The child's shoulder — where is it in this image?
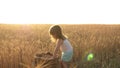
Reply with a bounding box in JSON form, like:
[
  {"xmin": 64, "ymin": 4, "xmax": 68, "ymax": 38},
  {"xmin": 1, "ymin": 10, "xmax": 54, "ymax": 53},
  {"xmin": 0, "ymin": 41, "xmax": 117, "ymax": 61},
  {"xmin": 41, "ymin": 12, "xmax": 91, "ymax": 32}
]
[{"xmin": 56, "ymin": 39, "xmax": 63, "ymax": 44}]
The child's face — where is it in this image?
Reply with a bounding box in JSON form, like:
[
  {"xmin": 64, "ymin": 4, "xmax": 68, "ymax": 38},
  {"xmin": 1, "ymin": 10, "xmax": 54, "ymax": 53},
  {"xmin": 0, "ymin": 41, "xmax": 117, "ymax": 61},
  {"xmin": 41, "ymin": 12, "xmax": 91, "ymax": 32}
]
[{"xmin": 51, "ymin": 34, "xmax": 57, "ymax": 39}]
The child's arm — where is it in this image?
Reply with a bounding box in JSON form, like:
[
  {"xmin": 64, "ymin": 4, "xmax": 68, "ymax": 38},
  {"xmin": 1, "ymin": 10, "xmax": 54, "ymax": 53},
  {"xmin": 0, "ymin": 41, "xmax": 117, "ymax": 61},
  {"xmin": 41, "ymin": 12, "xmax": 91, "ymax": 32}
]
[{"xmin": 53, "ymin": 39, "xmax": 63, "ymax": 58}]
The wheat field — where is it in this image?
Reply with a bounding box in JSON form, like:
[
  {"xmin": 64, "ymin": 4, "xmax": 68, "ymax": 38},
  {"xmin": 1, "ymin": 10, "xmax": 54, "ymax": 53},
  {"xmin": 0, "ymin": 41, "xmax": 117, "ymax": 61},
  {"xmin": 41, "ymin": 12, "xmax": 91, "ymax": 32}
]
[{"xmin": 0, "ymin": 24, "xmax": 120, "ymax": 68}]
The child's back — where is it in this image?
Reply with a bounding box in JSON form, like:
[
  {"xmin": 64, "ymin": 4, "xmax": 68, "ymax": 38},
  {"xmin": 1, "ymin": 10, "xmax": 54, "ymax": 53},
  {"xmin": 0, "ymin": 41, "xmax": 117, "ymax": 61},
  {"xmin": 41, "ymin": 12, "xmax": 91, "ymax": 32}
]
[{"xmin": 60, "ymin": 39, "xmax": 73, "ymax": 53}]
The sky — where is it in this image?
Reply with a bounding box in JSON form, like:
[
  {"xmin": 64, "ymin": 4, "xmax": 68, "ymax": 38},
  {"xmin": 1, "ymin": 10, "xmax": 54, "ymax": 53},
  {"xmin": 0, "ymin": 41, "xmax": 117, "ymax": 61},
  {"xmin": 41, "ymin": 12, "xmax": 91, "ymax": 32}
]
[{"xmin": 0, "ymin": 0, "xmax": 120, "ymax": 24}]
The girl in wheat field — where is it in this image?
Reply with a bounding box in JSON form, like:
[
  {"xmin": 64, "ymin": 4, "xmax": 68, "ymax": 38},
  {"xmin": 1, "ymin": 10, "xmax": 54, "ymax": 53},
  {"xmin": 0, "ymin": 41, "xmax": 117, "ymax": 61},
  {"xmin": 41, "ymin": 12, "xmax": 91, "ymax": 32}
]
[{"xmin": 49, "ymin": 25, "xmax": 73, "ymax": 68}]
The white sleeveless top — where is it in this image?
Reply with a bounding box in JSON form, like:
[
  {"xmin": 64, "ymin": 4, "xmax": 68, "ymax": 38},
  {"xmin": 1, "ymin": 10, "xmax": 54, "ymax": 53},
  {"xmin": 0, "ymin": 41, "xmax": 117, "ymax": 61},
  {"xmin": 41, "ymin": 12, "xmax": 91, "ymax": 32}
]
[{"xmin": 60, "ymin": 39, "xmax": 73, "ymax": 52}]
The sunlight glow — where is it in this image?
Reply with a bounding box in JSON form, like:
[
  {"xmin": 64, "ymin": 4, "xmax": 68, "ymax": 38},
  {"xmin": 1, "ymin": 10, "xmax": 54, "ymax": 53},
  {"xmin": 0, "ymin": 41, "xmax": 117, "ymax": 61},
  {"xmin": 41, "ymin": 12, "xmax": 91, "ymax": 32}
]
[{"xmin": 0, "ymin": 0, "xmax": 120, "ymax": 24}]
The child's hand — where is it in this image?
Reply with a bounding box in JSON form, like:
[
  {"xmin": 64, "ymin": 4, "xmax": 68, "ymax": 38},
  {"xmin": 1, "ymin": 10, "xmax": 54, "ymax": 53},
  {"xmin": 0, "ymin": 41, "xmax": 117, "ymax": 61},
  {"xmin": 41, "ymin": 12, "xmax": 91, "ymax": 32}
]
[
  {"xmin": 53, "ymin": 54, "xmax": 59, "ymax": 58},
  {"xmin": 49, "ymin": 56, "xmax": 54, "ymax": 60},
  {"xmin": 49, "ymin": 55, "xmax": 58, "ymax": 60}
]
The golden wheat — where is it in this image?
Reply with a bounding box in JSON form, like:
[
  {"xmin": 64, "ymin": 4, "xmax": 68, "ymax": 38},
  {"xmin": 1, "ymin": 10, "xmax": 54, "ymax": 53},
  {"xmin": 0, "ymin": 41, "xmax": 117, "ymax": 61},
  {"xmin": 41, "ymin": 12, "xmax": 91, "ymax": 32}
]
[{"xmin": 0, "ymin": 24, "xmax": 120, "ymax": 68}]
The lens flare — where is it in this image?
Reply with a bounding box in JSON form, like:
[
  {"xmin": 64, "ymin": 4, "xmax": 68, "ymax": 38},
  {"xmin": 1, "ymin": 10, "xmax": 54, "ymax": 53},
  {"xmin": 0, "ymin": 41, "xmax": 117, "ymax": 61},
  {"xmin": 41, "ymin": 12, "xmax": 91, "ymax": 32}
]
[{"xmin": 87, "ymin": 53, "xmax": 94, "ymax": 61}]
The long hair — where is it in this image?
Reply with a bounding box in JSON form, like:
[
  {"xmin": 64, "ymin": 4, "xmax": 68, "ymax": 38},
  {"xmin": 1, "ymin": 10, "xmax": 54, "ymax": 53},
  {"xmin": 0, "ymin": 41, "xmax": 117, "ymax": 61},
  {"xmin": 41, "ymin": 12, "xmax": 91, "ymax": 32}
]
[{"xmin": 49, "ymin": 25, "xmax": 67, "ymax": 42}]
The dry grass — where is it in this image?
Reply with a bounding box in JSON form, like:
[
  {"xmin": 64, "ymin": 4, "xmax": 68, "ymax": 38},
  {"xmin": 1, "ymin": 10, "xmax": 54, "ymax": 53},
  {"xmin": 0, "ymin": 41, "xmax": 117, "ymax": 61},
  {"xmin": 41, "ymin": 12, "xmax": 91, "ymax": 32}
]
[{"xmin": 0, "ymin": 24, "xmax": 120, "ymax": 68}]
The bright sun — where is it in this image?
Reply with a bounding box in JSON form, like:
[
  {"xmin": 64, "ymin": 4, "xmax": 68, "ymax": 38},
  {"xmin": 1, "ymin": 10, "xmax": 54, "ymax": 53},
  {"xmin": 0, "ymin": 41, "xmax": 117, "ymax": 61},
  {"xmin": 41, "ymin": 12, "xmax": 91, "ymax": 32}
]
[{"xmin": 0, "ymin": 0, "xmax": 120, "ymax": 24}]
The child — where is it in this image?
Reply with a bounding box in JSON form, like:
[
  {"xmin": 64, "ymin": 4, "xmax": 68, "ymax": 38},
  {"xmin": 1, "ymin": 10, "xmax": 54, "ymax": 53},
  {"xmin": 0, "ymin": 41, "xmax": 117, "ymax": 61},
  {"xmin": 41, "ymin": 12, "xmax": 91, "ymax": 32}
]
[{"xmin": 49, "ymin": 25, "xmax": 73, "ymax": 68}]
